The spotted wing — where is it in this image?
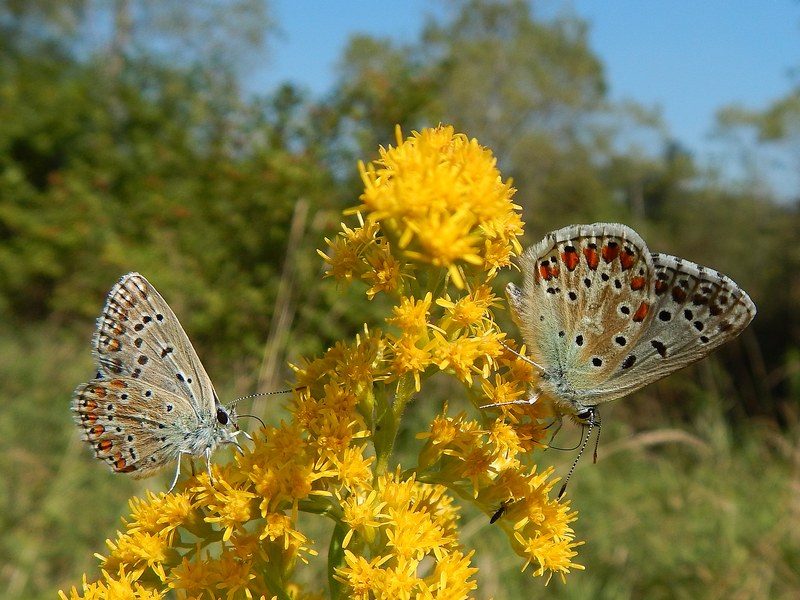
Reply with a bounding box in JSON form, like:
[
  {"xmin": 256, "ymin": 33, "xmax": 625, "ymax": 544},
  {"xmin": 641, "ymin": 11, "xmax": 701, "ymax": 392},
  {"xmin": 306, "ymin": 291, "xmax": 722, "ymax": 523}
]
[
  {"xmin": 71, "ymin": 377, "xmax": 198, "ymax": 478},
  {"xmin": 92, "ymin": 272, "xmax": 218, "ymax": 416},
  {"xmin": 508, "ymin": 223, "xmax": 657, "ymax": 404},
  {"xmin": 614, "ymin": 253, "xmax": 755, "ymax": 384}
]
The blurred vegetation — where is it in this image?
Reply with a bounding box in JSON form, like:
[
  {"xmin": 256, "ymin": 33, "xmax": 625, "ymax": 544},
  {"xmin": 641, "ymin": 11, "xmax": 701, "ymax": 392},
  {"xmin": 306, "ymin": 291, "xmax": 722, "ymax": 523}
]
[{"xmin": 1, "ymin": 0, "xmax": 798, "ymax": 598}]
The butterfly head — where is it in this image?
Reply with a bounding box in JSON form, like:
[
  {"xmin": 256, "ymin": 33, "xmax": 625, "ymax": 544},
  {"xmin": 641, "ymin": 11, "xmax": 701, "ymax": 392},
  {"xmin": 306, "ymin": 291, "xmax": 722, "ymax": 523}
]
[{"xmin": 213, "ymin": 397, "xmax": 240, "ymax": 436}]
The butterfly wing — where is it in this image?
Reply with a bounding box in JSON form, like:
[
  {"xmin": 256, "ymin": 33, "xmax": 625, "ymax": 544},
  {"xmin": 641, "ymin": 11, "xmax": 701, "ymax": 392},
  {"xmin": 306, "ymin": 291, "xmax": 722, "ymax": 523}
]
[
  {"xmin": 509, "ymin": 223, "xmax": 657, "ymax": 406},
  {"xmin": 92, "ymin": 272, "xmax": 218, "ymax": 417},
  {"xmin": 570, "ymin": 252, "xmax": 757, "ymax": 402},
  {"xmin": 509, "ymin": 223, "xmax": 756, "ymax": 412},
  {"xmin": 72, "ymin": 377, "xmax": 199, "ymax": 478},
  {"xmin": 73, "ymin": 272, "xmax": 240, "ymax": 483},
  {"xmin": 597, "ymin": 253, "xmax": 757, "ymax": 390}
]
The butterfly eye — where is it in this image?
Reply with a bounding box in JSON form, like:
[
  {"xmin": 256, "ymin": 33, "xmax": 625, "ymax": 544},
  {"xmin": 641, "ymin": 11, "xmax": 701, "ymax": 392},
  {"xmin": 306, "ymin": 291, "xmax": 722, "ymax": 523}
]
[
  {"xmin": 216, "ymin": 407, "xmax": 229, "ymax": 425},
  {"xmin": 576, "ymin": 409, "xmax": 594, "ymax": 424}
]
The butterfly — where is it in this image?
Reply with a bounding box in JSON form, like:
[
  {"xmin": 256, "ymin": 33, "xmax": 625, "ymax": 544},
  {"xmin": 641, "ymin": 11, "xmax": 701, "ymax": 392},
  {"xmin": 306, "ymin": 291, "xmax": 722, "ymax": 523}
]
[
  {"xmin": 493, "ymin": 223, "xmax": 756, "ymax": 497},
  {"xmin": 71, "ymin": 272, "xmax": 246, "ymax": 491}
]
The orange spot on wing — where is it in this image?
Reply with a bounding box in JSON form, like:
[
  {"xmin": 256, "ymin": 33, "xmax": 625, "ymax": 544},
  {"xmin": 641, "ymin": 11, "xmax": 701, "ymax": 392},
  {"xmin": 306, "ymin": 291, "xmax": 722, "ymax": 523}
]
[
  {"xmin": 561, "ymin": 248, "xmax": 579, "ymax": 271},
  {"xmin": 602, "ymin": 243, "xmax": 619, "ymax": 263},
  {"xmin": 538, "ymin": 262, "xmax": 560, "ymax": 280},
  {"xmin": 630, "ymin": 276, "xmax": 647, "ymax": 291},
  {"xmin": 97, "ymin": 440, "xmax": 113, "ymax": 452},
  {"xmin": 113, "ymin": 454, "xmax": 136, "ymax": 472},
  {"xmin": 583, "ymin": 247, "xmax": 599, "ymax": 270},
  {"xmin": 620, "ymin": 249, "xmax": 636, "ymax": 270},
  {"xmin": 633, "ymin": 301, "xmax": 649, "ymax": 322},
  {"xmin": 655, "ymin": 280, "xmax": 669, "ymax": 295},
  {"xmin": 538, "ymin": 264, "xmax": 550, "ymax": 280}
]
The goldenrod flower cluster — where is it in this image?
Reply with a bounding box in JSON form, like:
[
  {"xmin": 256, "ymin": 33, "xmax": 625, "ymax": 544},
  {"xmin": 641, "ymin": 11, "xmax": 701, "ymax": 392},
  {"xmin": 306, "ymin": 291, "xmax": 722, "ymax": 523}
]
[{"xmin": 62, "ymin": 126, "xmax": 583, "ymax": 600}]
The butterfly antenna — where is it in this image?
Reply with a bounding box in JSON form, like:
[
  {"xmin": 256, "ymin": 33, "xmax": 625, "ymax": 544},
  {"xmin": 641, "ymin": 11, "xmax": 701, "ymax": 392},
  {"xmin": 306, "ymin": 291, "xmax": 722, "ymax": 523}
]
[
  {"xmin": 229, "ymin": 386, "xmax": 306, "ymax": 409},
  {"xmin": 557, "ymin": 409, "xmax": 597, "ymax": 499},
  {"xmin": 230, "ymin": 386, "xmax": 308, "ymax": 429}
]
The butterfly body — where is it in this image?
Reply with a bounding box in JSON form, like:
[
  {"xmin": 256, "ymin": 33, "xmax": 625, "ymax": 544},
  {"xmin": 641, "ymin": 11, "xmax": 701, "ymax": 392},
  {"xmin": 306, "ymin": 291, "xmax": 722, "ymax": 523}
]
[
  {"xmin": 506, "ymin": 223, "xmax": 756, "ymax": 420},
  {"xmin": 72, "ymin": 273, "xmax": 241, "ymax": 488}
]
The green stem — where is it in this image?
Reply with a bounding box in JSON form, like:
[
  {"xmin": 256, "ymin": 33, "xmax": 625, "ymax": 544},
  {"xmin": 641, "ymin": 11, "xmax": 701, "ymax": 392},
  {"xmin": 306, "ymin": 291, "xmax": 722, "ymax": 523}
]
[
  {"xmin": 328, "ymin": 522, "xmax": 347, "ymax": 600},
  {"xmin": 374, "ymin": 374, "xmax": 416, "ymax": 476}
]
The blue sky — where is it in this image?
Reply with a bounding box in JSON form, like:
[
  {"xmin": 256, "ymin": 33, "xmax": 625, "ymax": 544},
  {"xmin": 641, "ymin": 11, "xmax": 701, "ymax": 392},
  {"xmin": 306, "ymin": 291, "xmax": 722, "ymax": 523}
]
[{"xmin": 253, "ymin": 0, "xmax": 799, "ymax": 195}]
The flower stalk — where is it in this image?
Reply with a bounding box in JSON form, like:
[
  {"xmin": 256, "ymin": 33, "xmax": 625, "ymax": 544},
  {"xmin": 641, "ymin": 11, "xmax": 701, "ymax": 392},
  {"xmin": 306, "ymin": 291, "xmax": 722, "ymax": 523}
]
[{"xmin": 62, "ymin": 125, "xmax": 582, "ymax": 600}]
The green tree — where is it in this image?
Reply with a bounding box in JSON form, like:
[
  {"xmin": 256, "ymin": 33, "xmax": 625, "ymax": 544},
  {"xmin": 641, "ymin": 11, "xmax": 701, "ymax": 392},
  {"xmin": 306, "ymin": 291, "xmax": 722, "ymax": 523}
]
[
  {"xmin": 715, "ymin": 85, "xmax": 800, "ymax": 200},
  {"xmin": 322, "ymin": 0, "xmax": 670, "ymax": 231}
]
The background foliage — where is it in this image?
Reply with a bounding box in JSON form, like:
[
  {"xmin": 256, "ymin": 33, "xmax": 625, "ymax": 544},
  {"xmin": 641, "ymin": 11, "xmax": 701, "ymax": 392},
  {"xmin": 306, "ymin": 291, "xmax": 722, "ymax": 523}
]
[{"xmin": 1, "ymin": 0, "xmax": 798, "ymax": 598}]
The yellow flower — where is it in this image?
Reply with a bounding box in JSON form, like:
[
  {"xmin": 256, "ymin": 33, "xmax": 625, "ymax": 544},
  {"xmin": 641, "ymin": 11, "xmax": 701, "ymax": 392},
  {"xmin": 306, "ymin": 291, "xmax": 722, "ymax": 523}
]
[
  {"xmin": 100, "ymin": 531, "xmax": 170, "ymax": 581},
  {"xmin": 126, "ymin": 491, "xmax": 194, "ymax": 545},
  {"xmin": 379, "ymin": 555, "xmax": 419, "ymax": 598},
  {"xmin": 388, "ymin": 332, "xmax": 438, "ymax": 392},
  {"xmin": 333, "ymin": 472, "xmax": 472, "ymax": 599},
  {"xmin": 340, "ymin": 489, "xmax": 387, "ymax": 547},
  {"xmin": 486, "ymin": 419, "xmax": 527, "ymax": 470},
  {"xmin": 428, "ymin": 550, "xmax": 479, "ymax": 599},
  {"xmin": 481, "ymin": 374, "xmax": 528, "ymax": 409},
  {"xmin": 60, "ymin": 567, "xmax": 165, "ymax": 600},
  {"xmin": 363, "ymin": 241, "xmax": 405, "ymax": 298},
  {"xmin": 353, "ymin": 125, "xmax": 518, "ymax": 290},
  {"xmin": 436, "ymin": 284, "xmax": 502, "ymax": 332},
  {"xmin": 66, "ymin": 125, "xmax": 581, "ymax": 599},
  {"xmin": 385, "ymin": 292, "xmax": 433, "ymax": 334},
  {"xmin": 209, "ymin": 551, "xmax": 257, "ymax": 597},
  {"xmin": 415, "ymin": 405, "xmax": 582, "ymax": 579},
  {"xmin": 331, "ymin": 444, "xmax": 375, "ymax": 491},
  {"xmin": 433, "ymin": 331, "xmax": 496, "ymax": 385},
  {"xmin": 403, "ymin": 208, "xmax": 484, "ymax": 288},
  {"xmin": 336, "ymin": 551, "xmax": 392, "ymax": 600},
  {"xmin": 514, "ymin": 531, "xmax": 585, "ymax": 584},
  {"xmin": 167, "ymin": 556, "xmax": 218, "ymax": 599},
  {"xmin": 385, "ymin": 503, "xmax": 452, "ymax": 561},
  {"xmin": 319, "ymin": 216, "xmax": 385, "ymax": 284},
  {"xmin": 320, "ymin": 230, "xmax": 361, "ymax": 282},
  {"xmin": 200, "ymin": 478, "xmax": 258, "ymax": 542}
]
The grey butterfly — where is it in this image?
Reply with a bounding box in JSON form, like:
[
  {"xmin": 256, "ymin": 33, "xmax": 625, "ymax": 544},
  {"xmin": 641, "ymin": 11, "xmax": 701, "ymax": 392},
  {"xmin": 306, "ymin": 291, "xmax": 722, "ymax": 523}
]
[
  {"xmin": 72, "ymin": 272, "xmax": 245, "ymax": 491},
  {"xmin": 490, "ymin": 223, "xmax": 756, "ymax": 496}
]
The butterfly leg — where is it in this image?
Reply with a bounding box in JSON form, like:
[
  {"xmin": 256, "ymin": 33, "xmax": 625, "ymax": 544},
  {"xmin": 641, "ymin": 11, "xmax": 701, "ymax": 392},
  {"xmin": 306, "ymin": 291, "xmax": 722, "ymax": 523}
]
[
  {"xmin": 167, "ymin": 454, "xmax": 185, "ymax": 493},
  {"xmin": 590, "ymin": 411, "xmax": 602, "ymax": 464},
  {"xmin": 226, "ymin": 430, "xmax": 249, "ymax": 456},
  {"xmin": 544, "ymin": 415, "xmax": 565, "ymax": 450},
  {"xmin": 480, "ymin": 388, "xmax": 541, "ymax": 409},
  {"xmin": 498, "ymin": 339, "xmax": 546, "ymax": 373},
  {"xmin": 203, "ymin": 446, "xmax": 216, "ymax": 487}
]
